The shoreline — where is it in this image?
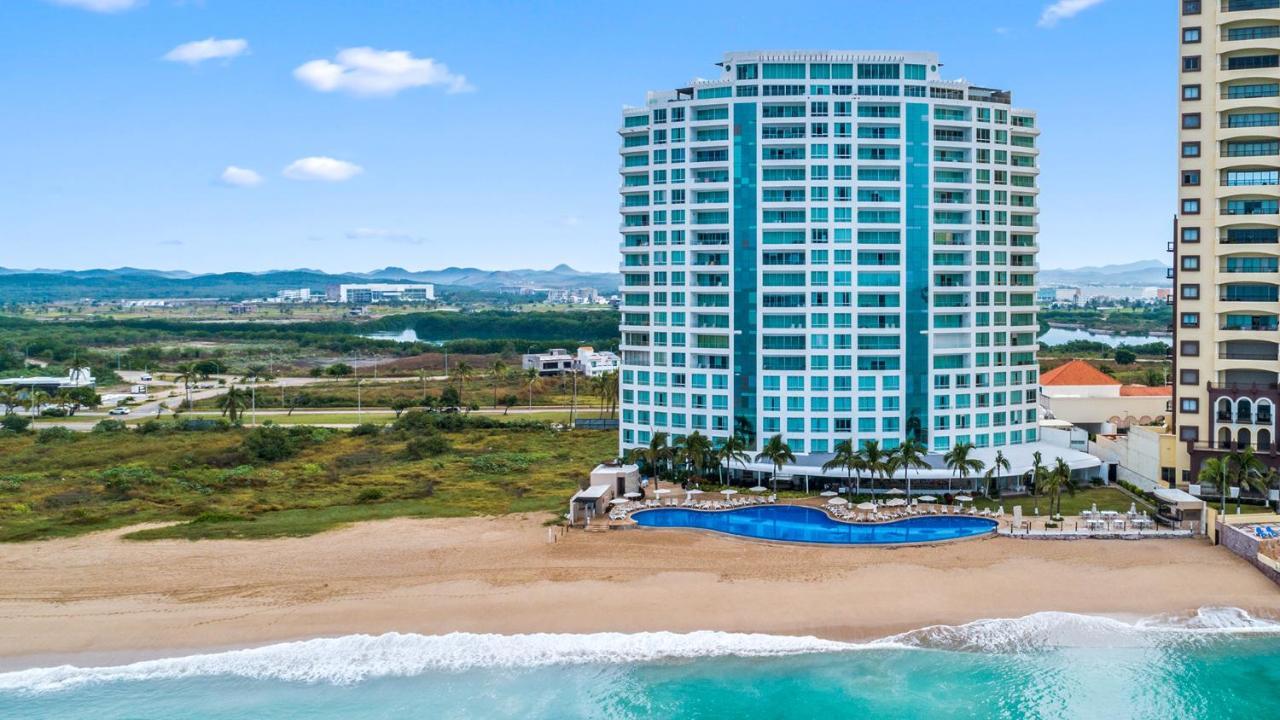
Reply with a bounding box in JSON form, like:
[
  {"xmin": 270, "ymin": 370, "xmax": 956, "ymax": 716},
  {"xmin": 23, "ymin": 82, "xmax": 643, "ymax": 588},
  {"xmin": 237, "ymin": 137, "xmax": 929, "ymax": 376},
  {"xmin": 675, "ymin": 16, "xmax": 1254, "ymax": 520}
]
[{"xmin": 2, "ymin": 514, "xmax": 1278, "ymax": 669}]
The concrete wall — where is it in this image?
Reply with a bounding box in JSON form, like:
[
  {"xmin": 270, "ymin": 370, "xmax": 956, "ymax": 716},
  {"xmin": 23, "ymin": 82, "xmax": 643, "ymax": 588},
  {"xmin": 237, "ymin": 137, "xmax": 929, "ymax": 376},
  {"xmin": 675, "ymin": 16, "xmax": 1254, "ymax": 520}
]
[
  {"xmin": 1041, "ymin": 394, "xmax": 1168, "ymax": 429},
  {"xmin": 1088, "ymin": 426, "xmax": 1169, "ymax": 490},
  {"xmin": 1218, "ymin": 516, "xmax": 1280, "ymax": 587}
]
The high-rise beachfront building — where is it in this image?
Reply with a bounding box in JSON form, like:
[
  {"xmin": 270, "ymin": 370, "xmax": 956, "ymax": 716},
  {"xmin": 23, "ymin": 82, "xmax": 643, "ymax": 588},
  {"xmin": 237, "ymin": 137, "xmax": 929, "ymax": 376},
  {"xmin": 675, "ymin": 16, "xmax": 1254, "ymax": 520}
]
[
  {"xmin": 1175, "ymin": 1, "xmax": 1280, "ymax": 483},
  {"xmin": 617, "ymin": 51, "xmax": 1041, "ymax": 462}
]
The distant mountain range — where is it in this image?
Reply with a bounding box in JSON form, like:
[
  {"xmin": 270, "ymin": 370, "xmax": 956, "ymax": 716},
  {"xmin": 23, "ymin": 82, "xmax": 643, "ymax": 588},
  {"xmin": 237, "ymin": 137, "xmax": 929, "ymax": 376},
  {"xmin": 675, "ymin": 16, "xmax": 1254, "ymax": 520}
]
[
  {"xmin": 1038, "ymin": 259, "xmax": 1170, "ymax": 288},
  {"xmin": 0, "ymin": 265, "xmax": 620, "ymax": 303},
  {"xmin": 0, "ymin": 259, "xmax": 1169, "ymax": 304}
]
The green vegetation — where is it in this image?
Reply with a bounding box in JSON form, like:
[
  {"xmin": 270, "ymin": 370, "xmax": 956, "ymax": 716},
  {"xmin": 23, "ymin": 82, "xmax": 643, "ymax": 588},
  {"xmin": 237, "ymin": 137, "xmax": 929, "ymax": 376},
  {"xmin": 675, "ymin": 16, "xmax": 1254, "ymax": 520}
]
[
  {"xmin": 1040, "ymin": 304, "xmax": 1172, "ymax": 336},
  {"xmin": 970, "ymin": 486, "xmax": 1143, "ymax": 517},
  {"xmin": 0, "ymin": 413, "xmax": 614, "ymax": 542}
]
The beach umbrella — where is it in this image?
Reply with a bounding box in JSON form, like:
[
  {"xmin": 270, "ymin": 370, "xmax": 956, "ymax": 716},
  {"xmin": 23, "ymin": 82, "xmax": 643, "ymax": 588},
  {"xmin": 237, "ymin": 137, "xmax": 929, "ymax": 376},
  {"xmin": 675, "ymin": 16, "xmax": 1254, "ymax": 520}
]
[
  {"xmin": 886, "ymin": 488, "xmax": 906, "ymax": 495},
  {"xmin": 856, "ymin": 502, "xmax": 876, "ymax": 511},
  {"xmin": 827, "ymin": 496, "xmax": 848, "ymax": 506},
  {"xmin": 721, "ymin": 489, "xmax": 738, "ymax": 496},
  {"xmin": 886, "ymin": 498, "xmax": 906, "ymax": 507},
  {"xmin": 955, "ymin": 495, "xmax": 973, "ymax": 502},
  {"xmin": 655, "ymin": 488, "xmax": 672, "ymax": 496},
  {"xmin": 821, "ymin": 490, "xmax": 838, "ymax": 497},
  {"xmin": 686, "ymin": 489, "xmax": 703, "ymax": 496},
  {"xmin": 610, "ymin": 498, "xmax": 629, "ymax": 505},
  {"xmin": 749, "ymin": 485, "xmax": 768, "ymax": 493},
  {"xmin": 918, "ymin": 495, "xmax": 938, "ymax": 502},
  {"xmin": 624, "ymin": 492, "xmax": 642, "ymax": 499}
]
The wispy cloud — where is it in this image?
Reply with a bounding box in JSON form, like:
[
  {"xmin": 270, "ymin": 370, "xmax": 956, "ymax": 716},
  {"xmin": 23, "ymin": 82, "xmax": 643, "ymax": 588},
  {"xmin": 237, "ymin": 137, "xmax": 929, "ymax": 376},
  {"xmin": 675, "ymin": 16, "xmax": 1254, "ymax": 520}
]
[
  {"xmin": 164, "ymin": 38, "xmax": 249, "ymax": 65},
  {"xmin": 1038, "ymin": 0, "xmax": 1105, "ymax": 27},
  {"xmin": 46, "ymin": 0, "xmax": 142, "ymax": 12},
  {"xmin": 345, "ymin": 228, "xmax": 424, "ymax": 245},
  {"xmin": 294, "ymin": 48, "xmax": 472, "ymax": 97},
  {"xmin": 219, "ymin": 166, "xmax": 262, "ymax": 187},
  {"xmin": 282, "ymin": 157, "xmax": 363, "ymax": 182}
]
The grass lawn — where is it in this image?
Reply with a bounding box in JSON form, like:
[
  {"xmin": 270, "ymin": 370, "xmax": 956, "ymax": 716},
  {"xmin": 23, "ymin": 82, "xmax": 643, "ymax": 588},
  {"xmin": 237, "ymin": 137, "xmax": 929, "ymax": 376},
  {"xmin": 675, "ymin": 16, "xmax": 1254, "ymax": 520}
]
[
  {"xmin": 0, "ymin": 422, "xmax": 615, "ymax": 542},
  {"xmin": 969, "ymin": 486, "xmax": 1149, "ymax": 516}
]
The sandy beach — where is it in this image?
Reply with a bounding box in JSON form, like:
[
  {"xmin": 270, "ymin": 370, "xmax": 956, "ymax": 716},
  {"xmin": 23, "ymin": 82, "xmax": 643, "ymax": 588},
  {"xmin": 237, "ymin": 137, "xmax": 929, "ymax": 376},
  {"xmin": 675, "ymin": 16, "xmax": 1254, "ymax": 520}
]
[{"xmin": 2, "ymin": 514, "xmax": 1279, "ymax": 666}]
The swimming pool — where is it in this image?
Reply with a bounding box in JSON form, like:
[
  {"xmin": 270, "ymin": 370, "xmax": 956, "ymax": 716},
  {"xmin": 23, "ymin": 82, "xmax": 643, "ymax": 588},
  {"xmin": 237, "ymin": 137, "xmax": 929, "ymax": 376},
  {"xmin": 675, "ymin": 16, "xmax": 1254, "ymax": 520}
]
[{"xmin": 631, "ymin": 505, "xmax": 997, "ymax": 545}]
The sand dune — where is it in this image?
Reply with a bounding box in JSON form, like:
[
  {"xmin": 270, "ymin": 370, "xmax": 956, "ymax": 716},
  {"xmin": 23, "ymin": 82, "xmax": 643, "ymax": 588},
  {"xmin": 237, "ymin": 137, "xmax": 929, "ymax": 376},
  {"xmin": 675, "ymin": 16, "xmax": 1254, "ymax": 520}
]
[{"xmin": 2, "ymin": 514, "xmax": 1278, "ymax": 666}]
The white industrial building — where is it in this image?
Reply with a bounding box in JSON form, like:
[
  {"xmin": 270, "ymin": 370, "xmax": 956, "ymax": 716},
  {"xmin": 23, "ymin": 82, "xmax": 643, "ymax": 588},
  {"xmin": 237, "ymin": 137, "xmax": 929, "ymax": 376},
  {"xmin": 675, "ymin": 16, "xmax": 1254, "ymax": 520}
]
[{"xmin": 330, "ymin": 283, "xmax": 435, "ymax": 304}]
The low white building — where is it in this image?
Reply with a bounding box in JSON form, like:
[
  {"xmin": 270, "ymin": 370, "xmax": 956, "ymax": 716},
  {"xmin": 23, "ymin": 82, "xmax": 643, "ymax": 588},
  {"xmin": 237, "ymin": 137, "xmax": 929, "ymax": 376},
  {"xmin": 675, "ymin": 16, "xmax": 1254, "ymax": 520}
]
[
  {"xmin": 575, "ymin": 346, "xmax": 619, "ymax": 377},
  {"xmin": 330, "ymin": 283, "xmax": 435, "ymax": 303},
  {"xmin": 274, "ymin": 288, "xmax": 313, "ymax": 302},
  {"xmin": 1038, "ymin": 359, "xmax": 1170, "ymax": 433}
]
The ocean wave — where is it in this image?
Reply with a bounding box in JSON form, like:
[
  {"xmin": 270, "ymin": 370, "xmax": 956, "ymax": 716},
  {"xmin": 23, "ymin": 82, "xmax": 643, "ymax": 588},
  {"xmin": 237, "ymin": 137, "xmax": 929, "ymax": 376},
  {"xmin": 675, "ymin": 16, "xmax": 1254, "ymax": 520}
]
[
  {"xmin": 886, "ymin": 607, "xmax": 1280, "ymax": 653},
  {"xmin": 2, "ymin": 608, "xmax": 1277, "ymax": 694},
  {"xmin": 0, "ymin": 631, "xmax": 859, "ymax": 694}
]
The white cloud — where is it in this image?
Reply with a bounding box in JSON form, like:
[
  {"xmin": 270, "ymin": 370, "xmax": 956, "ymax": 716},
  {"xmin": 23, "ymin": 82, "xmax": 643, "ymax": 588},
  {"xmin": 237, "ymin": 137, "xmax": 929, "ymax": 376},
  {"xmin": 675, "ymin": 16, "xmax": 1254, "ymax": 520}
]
[
  {"xmin": 560, "ymin": 215, "xmax": 582, "ymax": 227},
  {"xmin": 219, "ymin": 166, "xmax": 262, "ymax": 187},
  {"xmin": 294, "ymin": 47, "xmax": 472, "ymax": 97},
  {"xmin": 164, "ymin": 38, "xmax": 249, "ymax": 65},
  {"xmin": 46, "ymin": 0, "xmax": 142, "ymax": 12},
  {"xmin": 283, "ymin": 157, "xmax": 363, "ymax": 182},
  {"xmin": 1038, "ymin": 0, "xmax": 1105, "ymax": 27},
  {"xmin": 345, "ymin": 228, "xmax": 424, "ymax": 245}
]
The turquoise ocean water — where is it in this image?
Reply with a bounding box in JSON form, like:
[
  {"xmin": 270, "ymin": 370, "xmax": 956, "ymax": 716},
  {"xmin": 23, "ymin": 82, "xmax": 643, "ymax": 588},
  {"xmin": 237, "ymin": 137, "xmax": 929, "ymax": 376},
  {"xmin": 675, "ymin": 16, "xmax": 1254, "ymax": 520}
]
[{"xmin": 2, "ymin": 608, "xmax": 1278, "ymax": 719}]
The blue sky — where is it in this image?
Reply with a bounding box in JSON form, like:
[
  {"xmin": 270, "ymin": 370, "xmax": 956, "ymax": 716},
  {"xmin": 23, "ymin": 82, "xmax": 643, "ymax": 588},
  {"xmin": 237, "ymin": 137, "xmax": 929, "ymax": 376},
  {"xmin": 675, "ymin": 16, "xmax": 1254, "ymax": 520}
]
[{"xmin": 0, "ymin": 0, "xmax": 1172, "ymax": 274}]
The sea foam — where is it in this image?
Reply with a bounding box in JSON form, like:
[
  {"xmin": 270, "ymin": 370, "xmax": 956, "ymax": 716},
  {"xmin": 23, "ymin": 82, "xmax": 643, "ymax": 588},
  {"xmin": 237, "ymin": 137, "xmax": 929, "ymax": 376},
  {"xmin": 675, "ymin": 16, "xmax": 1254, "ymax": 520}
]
[{"xmin": 2, "ymin": 608, "xmax": 1277, "ymax": 694}]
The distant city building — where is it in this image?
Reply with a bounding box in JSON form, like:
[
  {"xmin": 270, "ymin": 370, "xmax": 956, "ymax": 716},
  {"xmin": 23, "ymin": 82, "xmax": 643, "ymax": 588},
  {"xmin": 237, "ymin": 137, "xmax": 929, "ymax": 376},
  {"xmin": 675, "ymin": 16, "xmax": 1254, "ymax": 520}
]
[
  {"xmin": 330, "ymin": 283, "xmax": 435, "ymax": 304},
  {"xmin": 274, "ymin": 288, "xmax": 313, "ymax": 302},
  {"xmin": 545, "ymin": 288, "xmax": 604, "ymax": 305},
  {"xmin": 576, "ymin": 346, "xmax": 620, "ymax": 377},
  {"xmin": 227, "ymin": 303, "xmax": 254, "ymax": 314},
  {"xmin": 522, "ymin": 348, "xmax": 576, "ymax": 376}
]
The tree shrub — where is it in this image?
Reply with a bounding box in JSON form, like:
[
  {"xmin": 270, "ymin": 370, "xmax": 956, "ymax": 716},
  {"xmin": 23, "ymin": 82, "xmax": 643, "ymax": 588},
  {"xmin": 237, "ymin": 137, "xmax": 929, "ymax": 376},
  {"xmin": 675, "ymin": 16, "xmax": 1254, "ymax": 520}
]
[
  {"xmin": 0, "ymin": 415, "xmax": 32, "ymax": 433},
  {"xmin": 241, "ymin": 425, "xmax": 298, "ymax": 462},
  {"xmin": 405, "ymin": 433, "xmax": 451, "ymax": 459},
  {"xmin": 35, "ymin": 427, "xmax": 77, "ymax": 444}
]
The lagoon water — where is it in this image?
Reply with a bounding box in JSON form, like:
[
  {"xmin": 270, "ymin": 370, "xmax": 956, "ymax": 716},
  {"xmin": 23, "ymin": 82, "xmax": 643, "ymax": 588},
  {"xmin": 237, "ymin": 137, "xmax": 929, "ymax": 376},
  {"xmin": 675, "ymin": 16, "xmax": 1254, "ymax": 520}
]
[
  {"xmin": 1038, "ymin": 327, "xmax": 1169, "ymax": 347},
  {"xmin": 3, "ymin": 609, "xmax": 1279, "ymax": 719}
]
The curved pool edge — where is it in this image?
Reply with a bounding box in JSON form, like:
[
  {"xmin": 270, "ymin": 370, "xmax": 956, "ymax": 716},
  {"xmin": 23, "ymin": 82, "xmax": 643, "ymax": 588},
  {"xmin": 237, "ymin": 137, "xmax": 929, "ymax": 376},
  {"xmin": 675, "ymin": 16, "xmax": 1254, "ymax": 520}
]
[{"xmin": 628, "ymin": 505, "xmax": 999, "ymax": 547}]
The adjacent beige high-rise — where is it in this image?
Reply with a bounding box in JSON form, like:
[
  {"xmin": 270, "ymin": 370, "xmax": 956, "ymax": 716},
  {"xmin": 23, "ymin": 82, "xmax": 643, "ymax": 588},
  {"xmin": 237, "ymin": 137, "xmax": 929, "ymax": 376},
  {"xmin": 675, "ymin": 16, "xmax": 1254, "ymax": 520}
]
[{"xmin": 1175, "ymin": 0, "xmax": 1280, "ymax": 485}]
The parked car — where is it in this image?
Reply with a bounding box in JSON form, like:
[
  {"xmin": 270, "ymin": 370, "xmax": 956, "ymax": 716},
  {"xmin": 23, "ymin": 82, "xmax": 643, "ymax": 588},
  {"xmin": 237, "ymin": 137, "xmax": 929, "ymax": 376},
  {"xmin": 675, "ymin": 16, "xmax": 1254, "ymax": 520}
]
[
  {"xmin": 140, "ymin": 374, "xmax": 153, "ymax": 382},
  {"xmin": 109, "ymin": 407, "xmax": 131, "ymax": 416}
]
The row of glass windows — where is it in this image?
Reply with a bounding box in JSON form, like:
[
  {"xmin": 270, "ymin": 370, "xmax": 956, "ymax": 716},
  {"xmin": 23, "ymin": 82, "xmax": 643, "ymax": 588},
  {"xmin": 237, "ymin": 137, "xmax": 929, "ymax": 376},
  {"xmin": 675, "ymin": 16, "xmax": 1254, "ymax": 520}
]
[{"xmin": 620, "ymin": 428, "xmax": 1036, "ymax": 455}]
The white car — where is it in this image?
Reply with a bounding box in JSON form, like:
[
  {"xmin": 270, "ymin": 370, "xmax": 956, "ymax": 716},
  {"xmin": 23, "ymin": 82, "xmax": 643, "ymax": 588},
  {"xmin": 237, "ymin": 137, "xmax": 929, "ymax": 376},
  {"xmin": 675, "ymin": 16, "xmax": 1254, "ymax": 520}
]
[
  {"xmin": 109, "ymin": 407, "xmax": 131, "ymax": 416},
  {"xmin": 140, "ymin": 374, "xmax": 153, "ymax": 382}
]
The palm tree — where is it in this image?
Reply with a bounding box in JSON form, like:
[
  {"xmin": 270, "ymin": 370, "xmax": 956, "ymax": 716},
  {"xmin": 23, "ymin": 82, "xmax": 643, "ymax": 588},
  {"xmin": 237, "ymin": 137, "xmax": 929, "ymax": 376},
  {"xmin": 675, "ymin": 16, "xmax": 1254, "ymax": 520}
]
[
  {"xmin": 217, "ymin": 386, "xmax": 250, "ymax": 424},
  {"xmin": 716, "ymin": 433, "xmax": 751, "ymax": 487},
  {"xmin": 942, "ymin": 442, "xmax": 984, "ymax": 495},
  {"xmin": 892, "ymin": 438, "xmax": 932, "ymax": 498},
  {"xmin": 755, "ymin": 434, "xmax": 796, "ymax": 493},
  {"xmin": 489, "ymin": 360, "xmax": 508, "ymax": 408},
  {"xmin": 983, "ymin": 450, "xmax": 1011, "ymax": 497},
  {"xmin": 523, "ymin": 367, "xmax": 541, "ymax": 408},
  {"xmin": 1029, "ymin": 450, "xmax": 1045, "ymax": 515},
  {"xmin": 1203, "ymin": 447, "xmax": 1270, "ymax": 516},
  {"xmin": 28, "ymin": 389, "xmax": 50, "ymax": 418},
  {"xmin": 642, "ymin": 431, "xmax": 673, "ymax": 486},
  {"xmin": 857, "ymin": 440, "xmax": 891, "ymax": 498},
  {"xmin": 822, "ymin": 439, "xmax": 863, "ymax": 498},
  {"xmin": 681, "ymin": 431, "xmax": 713, "ymax": 483},
  {"xmin": 599, "ymin": 370, "xmax": 619, "ymax": 418},
  {"xmin": 416, "ymin": 368, "xmax": 430, "ymax": 401},
  {"xmin": 1038, "ymin": 457, "xmax": 1077, "ymax": 518},
  {"xmin": 173, "ymin": 362, "xmax": 197, "ymax": 408},
  {"xmin": 1198, "ymin": 457, "xmax": 1231, "ymax": 516},
  {"xmin": 452, "ymin": 361, "xmax": 473, "ymax": 406}
]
